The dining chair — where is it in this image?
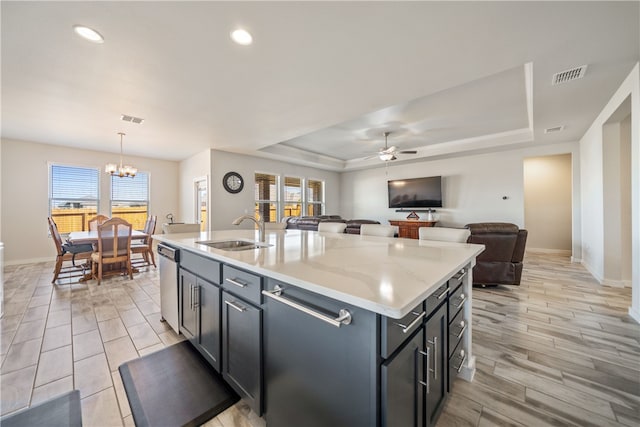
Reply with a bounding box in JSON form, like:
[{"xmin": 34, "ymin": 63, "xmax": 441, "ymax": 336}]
[
  {"xmin": 131, "ymin": 215, "xmax": 157, "ymax": 268},
  {"xmin": 317, "ymin": 222, "xmax": 347, "ymax": 233},
  {"xmin": 47, "ymin": 217, "xmax": 92, "ymax": 284},
  {"xmin": 88, "ymin": 214, "xmax": 110, "ymax": 231},
  {"xmin": 91, "ymin": 217, "xmax": 133, "ymax": 285},
  {"xmin": 360, "ymin": 224, "xmax": 397, "ymax": 237},
  {"xmin": 418, "ymin": 227, "xmax": 470, "ymax": 243}
]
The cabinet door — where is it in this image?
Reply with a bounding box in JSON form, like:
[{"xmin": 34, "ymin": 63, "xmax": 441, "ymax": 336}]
[
  {"xmin": 425, "ymin": 303, "xmax": 448, "ymax": 427},
  {"xmin": 179, "ymin": 269, "xmax": 197, "ymax": 340},
  {"xmin": 263, "ymin": 281, "xmax": 377, "ymax": 427},
  {"xmin": 197, "ymin": 277, "xmax": 221, "ymax": 372},
  {"xmin": 221, "ymin": 291, "xmax": 262, "ymax": 415},
  {"xmin": 381, "ymin": 329, "xmax": 424, "ymax": 427}
]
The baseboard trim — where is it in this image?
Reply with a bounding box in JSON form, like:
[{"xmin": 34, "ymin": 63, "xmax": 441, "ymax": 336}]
[
  {"xmin": 527, "ymin": 248, "xmax": 572, "ymax": 256},
  {"xmin": 629, "ymin": 306, "xmax": 640, "ymax": 324},
  {"xmin": 602, "ymin": 278, "xmax": 633, "ymax": 288},
  {"xmin": 581, "ymin": 260, "xmax": 603, "ymax": 284},
  {"xmin": 5, "ymin": 257, "xmax": 52, "ymax": 266},
  {"xmin": 570, "ymin": 256, "xmax": 582, "ymax": 263}
]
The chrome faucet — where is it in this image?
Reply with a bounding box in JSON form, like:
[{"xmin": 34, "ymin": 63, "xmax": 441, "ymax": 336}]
[{"xmin": 232, "ymin": 214, "xmax": 265, "ymax": 243}]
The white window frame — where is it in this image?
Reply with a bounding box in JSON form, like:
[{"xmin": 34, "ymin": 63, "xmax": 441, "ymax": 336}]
[
  {"xmin": 109, "ymin": 171, "xmax": 150, "ymax": 230},
  {"xmin": 305, "ymin": 178, "xmax": 325, "ymax": 216},
  {"xmin": 48, "ymin": 162, "xmax": 101, "ymax": 234},
  {"xmin": 255, "ymin": 172, "xmax": 280, "ymax": 222}
]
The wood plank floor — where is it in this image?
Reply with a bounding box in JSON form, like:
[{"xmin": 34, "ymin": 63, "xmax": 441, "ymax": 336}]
[
  {"xmin": 1, "ymin": 253, "xmax": 638, "ymax": 426},
  {"xmin": 440, "ymin": 252, "xmax": 639, "ymax": 427}
]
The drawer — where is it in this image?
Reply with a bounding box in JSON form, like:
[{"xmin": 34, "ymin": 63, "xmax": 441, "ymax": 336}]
[
  {"xmin": 448, "ymin": 267, "xmax": 467, "ymax": 293},
  {"xmin": 222, "ymin": 265, "xmax": 262, "ymax": 305},
  {"xmin": 380, "ymin": 302, "xmax": 425, "ymax": 358},
  {"xmin": 425, "ymin": 282, "xmax": 448, "ymax": 316},
  {"xmin": 448, "ymin": 344, "xmax": 466, "ymax": 391},
  {"xmin": 448, "ymin": 282, "xmax": 467, "ymax": 322},
  {"xmin": 180, "ymin": 250, "xmax": 221, "ymax": 284},
  {"xmin": 448, "ymin": 308, "xmax": 466, "ymax": 357}
]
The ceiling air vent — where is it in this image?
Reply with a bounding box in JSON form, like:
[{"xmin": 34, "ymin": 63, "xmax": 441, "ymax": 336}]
[
  {"xmin": 120, "ymin": 114, "xmax": 144, "ymax": 124},
  {"xmin": 552, "ymin": 65, "xmax": 587, "ymax": 85},
  {"xmin": 544, "ymin": 125, "xmax": 565, "ymax": 134}
]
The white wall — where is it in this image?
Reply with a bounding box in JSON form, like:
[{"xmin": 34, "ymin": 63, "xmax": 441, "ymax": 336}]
[
  {"xmin": 208, "ymin": 150, "xmax": 341, "ymax": 231},
  {"xmin": 178, "ymin": 149, "xmax": 211, "ymax": 225},
  {"xmin": 524, "ymin": 154, "xmax": 572, "ymax": 252},
  {"xmin": 340, "ymin": 142, "xmax": 580, "ymax": 235},
  {"xmin": 579, "ymin": 63, "xmax": 639, "ymax": 322},
  {"xmin": 1, "ymin": 138, "xmax": 180, "ymax": 264}
]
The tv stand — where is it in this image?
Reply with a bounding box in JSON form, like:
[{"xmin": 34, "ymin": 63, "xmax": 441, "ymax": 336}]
[{"xmin": 389, "ymin": 220, "xmax": 437, "ymax": 239}]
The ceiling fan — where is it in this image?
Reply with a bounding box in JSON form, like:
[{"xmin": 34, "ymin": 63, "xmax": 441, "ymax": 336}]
[{"xmin": 369, "ymin": 131, "xmax": 417, "ymax": 161}]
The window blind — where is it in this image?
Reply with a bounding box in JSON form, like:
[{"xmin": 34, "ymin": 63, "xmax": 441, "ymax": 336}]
[
  {"xmin": 50, "ymin": 165, "xmax": 99, "ymax": 201},
  {"xmin": 111, "ymin": 172, "xmax": 149, "ymax": 201}
]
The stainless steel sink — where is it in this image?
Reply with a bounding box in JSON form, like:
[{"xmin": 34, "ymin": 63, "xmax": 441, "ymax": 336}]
[{"xmin": 195, "ymin": 240, "xmax": 271, "ymax": 251}]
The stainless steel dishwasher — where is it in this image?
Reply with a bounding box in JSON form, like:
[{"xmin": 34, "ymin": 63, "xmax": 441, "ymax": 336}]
[{"xmin": 158, "ymin": 243, "xmax": 180, "ymax": 333}]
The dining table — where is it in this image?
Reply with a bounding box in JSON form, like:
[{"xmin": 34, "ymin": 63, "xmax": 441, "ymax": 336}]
[
  {"xmin": 67, "ymin": 230, "xmax": 148, "ymax": 281},
  {"xmin": 67, "ymin": 230, "xmax": 147, "ymax": 245}
]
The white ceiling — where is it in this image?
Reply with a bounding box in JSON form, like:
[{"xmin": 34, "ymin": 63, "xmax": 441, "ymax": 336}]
[{"xmin": 2, "ymin": 1, "xmax": 638, "ymax": 171}]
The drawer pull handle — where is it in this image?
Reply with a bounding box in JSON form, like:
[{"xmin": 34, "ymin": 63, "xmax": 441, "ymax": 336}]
[
  {"xmin": 427, "ymin": 337, "xmax": 438, "ymax": 380},
  {"xmin": 455, "ymin": 294, "xmax": 467, "ymax": 309},
  {"xmin": 225, "ymin": 277, "xmax": 248, "ymax": 288},
  {"xmin": 452, "ymin": 320, "xmax": 467, "ymax": 339},
  {"xmin": 437, "ymin": 288, "xmax": 449, "ymax": 300},
  {"xmin": 395, "ymin": 311, "xmax": 426, "ymax": 334},
  {"xmin": 224, "ymin": 300, "xmax": 247, "ymax": 312},
  {"xmin": 262, "ymin": 285, "xmax": 352, "ymax": 328},
  {"xmin": 453, "ymin": 269, "xmax": 467, "ymax": 281},
  {"xmin": 453, "ymin": 349, "xmax": 467, "ymax": 373},
  {"xmin": 419, "ymin": 348, "xmax": 430, "ymax": 393}
]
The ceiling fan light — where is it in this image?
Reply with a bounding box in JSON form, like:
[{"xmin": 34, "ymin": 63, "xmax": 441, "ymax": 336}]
[{"xmin": 379, "ymin": 152, "xmax": 394, "ymax": 161}]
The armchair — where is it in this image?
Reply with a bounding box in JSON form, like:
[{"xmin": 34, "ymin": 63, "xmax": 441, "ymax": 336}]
[{"xmin": 465, "ymin": 222, "xmax": 528, "ymax": 286}]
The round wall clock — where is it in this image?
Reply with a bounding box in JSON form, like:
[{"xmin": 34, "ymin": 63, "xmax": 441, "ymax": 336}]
[{"xmin": 223, "ymin": 171, "xmax": 244, "ymax": 194}]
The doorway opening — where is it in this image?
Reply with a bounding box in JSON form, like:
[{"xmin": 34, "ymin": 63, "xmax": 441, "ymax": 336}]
[
  {"xmin": 523, "ymin": 154, "xmax": 573, "ymax": 255},
  {"xmin": 194, "ymin": 177, "xmax": 208, "ymax": 231}
]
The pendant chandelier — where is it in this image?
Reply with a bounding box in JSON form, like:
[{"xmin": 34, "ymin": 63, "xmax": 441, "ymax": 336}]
[{"xmin": 105, "ymin": 132, "xmax": 137, "ymax": 178}]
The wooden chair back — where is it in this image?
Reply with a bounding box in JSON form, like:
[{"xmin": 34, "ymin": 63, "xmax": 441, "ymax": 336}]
[
  {"xmin": 88, "ymin": 214, "xmax": 110, "ymax": 231},
  {"xmin": 96, "ymin": 217, "xmax": 132, "ymax": 261},
  {"xmin": 47, "ymin": 217, "xmax": 65, "ymax": 256}
]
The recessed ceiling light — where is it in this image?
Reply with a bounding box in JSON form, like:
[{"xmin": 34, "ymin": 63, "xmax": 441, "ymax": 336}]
[
  {"xmin": 230, "ymin": 28, "xmax": 253, "ymax": 46},
  {"xmin": 73, "ymin": 25, "xmax": 104, "ymax": 43}
]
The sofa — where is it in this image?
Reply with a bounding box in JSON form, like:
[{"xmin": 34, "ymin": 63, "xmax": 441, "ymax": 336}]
[
  {"xmin": 284, "ymin": 216, "xmax": 380, "ymax": 233},
  {"xmin": 465, "ymin": 222, "xmax": 528, "ymax": 286}
]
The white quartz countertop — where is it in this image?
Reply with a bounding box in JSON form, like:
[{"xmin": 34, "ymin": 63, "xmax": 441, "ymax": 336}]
[{"xmin": 154, "ymin": 229, "xmax": 484, "ymax": 319}]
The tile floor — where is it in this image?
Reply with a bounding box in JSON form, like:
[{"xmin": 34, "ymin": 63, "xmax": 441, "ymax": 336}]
[
  {"xmin": 0, "ymin": 260, "xmax": 263, "ymax": 426},
  {"xmin": 1, "ymin": 253, "xmax": 639, "ymax": 426}
]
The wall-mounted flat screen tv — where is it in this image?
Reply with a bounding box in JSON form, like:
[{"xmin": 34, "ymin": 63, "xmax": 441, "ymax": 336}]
[{"xmin": 388, "ymin": 176, "xmax": 443, "ymax": 208}]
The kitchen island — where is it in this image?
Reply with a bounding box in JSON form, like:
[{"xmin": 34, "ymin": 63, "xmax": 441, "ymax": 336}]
[{"xmin": 155, "ymin": 229, "xmax": 484, "ymax": 427}]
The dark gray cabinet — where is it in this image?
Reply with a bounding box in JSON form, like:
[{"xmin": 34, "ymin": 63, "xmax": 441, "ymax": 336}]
[
  {"xmin": 179, "ymin": 267, "xmax": 221, "ymax": 371},
  {"xmin": 198, "ymin": 277, "xmax": 221, "ymax": 370},
  {"xmin": 221, "ymin": 291, "xmax": 262, "ymax": 415},
  {"xmin": 381, "ymin": 330, "xmax": 424, "ymax": 427},
  {"xmin": 263, "ymin": 280, "xmax": 377, "ymax": 427},
  {"xmin": 425, "ymin": 303, "xmax": 448, "ymax": 426},
  {"xmin": 179, "ymin": 268, "xmax": 197, "ymax": 340}
]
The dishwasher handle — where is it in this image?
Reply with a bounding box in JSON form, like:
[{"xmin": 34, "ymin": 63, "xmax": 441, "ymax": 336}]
[{"xmin": 157, "ymin": 244, "xmax": 179, "ymax": 262}]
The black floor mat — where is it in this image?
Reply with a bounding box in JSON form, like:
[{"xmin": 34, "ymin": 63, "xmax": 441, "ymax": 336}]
[
  {"xmin": 0, "ymin": 389, "xmax": 82, "ymax": 427},
  {"xmin": 119, "ymin": 341, "xmax": 239, "ymax": 427}
]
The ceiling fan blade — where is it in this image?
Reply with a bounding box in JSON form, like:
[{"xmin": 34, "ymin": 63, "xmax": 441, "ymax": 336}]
[
  {"xmin": 398, "ymin": 150, "xmax": 417, "ymax": 154},
  {"xmin": 390, "ymin": 155, "xmax": 397, "ymax": 161}
]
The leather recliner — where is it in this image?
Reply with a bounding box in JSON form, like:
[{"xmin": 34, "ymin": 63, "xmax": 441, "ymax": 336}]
[{"xmin": 465, "ymin": 222, "xmax": 528, "ymax": 286}]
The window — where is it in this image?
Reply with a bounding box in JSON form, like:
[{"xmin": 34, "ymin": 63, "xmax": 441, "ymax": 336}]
[
  {"xmin": 49, "ymin": 164, "xmax": 99, "ymax": 233},
  {"xmin": 111, "ymin": 172, "xmax": 149, "ymax": 230},
  {"xmin": 255, "ymin": 173, "xmax": 279, "ymax": 223},
  {"xmin": 283, "ymin": 176, "xmax": 302, "ymax": 218},
  {"xmin": 306, "ymin": 179, "xmax": 324, "ymax": 216}
]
